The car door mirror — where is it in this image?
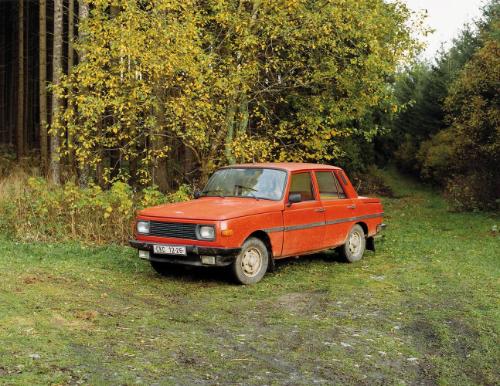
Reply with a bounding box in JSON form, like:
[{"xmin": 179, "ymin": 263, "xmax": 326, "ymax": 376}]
[
  {"xmin": 288, "ymin": 193, "xmax": 302, "ymax": 205},
  {"xmin": 193, "ymin": 190, "xmax": 202, "ymax": 199}
]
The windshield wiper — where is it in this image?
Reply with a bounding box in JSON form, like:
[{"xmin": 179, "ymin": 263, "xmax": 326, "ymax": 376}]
[
  {"xmin": 202, "ymin": 188, "xmax": 226, "ymax": 198},
  {"xmin": 234, "ymin": 184, "xmax": 259, "ymax": 200}
]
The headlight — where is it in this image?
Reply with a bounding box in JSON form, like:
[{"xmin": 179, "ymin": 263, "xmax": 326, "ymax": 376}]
[
  {"xmin": 136, "ymin": 220, "xmax": 150, "ymax": 234},
  {"xmin": 198, "ymin": 225, "xmax": 215, "ymax": 240}
]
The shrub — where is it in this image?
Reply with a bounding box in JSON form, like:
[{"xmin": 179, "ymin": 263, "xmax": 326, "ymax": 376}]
[
  {"xmin": 421, "ymin": 36, "xmax": 500, "ymax": 211},
  {"xmin": 445, "ymin": 173, "xmax": 499, "ymax": 212},
  {"xmin": 0, "ymin": 173, "xmax": 192, "ymax": 244},
  {"xmin": 351, "ymin": 165, "xmax": 394, "ymax": 197},
  {"xmin": 394, "ymin": 135, "xmax": 421, "ymax": 175},
  {"xmin": 416, "ymin": 129, "xmax": 458, "ymax": 185},
  {"xmin": 0, "ymin": 151, "xmax": 15, "ymax": 178}
]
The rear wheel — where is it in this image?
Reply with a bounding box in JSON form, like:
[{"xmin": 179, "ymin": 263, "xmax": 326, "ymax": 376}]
[
  {"xmin": 339, "ymin": 224, "xmax": 366, "ymax": 263},
  {"xmin": 231, "ymin": 237, "xmax": 269, "ymax": 285}
]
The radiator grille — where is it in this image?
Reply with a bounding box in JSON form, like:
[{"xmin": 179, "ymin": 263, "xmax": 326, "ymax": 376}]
[{"xmin": 149, "ymin": 221, "xmax": 198, "ymax": 240}]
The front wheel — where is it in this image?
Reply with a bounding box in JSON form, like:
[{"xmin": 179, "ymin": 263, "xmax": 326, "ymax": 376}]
[
  {"xmin": 339, "ymin": 224, "xmax": 366, "ymax": 263},
  {"xmin": 231, "ymin": 237, "xmax": 269, "ymax": 285}
]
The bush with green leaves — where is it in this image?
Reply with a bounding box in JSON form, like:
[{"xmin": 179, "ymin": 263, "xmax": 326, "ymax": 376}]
[{"xmin": 0, "ymin": 174, "xmax": 192, "ymax": 244}]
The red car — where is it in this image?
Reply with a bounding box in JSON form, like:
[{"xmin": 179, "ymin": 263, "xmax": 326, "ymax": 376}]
[{"xmin": 130, "ymin": 163, "xmax": 385, "ymax": 284}]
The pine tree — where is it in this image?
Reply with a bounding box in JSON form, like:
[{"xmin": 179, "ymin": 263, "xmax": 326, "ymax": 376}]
[
  {"xmin": 39, "ymin": 0, "xmax": 48, "ymax": 172},
  {"xmin": 16, "ymin": 0, "xmax": 24, "ymax": 159}
]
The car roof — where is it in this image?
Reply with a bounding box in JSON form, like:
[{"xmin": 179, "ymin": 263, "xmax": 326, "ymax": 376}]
[{"xmin": 222, "ymin": 162, "xmax": 342, "ymax": 172}]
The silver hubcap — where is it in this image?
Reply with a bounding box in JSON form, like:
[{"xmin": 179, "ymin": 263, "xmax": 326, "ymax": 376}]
[
  {"xmin": 241, "ymin": 247, "xmax": 263, "ymax": 277},
  {"xmin": 348, "ymin": 230, "xmax": 363, "ymax": 256}
]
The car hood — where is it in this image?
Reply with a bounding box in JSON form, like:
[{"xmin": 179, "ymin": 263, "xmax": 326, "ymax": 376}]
[{"xmin": 138, "ymin": 197, "xmax": 284, "ymax": 221}]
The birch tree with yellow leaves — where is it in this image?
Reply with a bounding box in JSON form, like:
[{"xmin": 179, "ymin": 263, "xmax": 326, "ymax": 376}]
[{"xmin": 55, "ymin": 0, "xmax": 422, "ymax": 190}]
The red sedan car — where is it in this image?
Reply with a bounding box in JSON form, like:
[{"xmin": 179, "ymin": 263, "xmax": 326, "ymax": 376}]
[{"xmin": 130, "ymin": 163, "xmax": 385, "ymax": 284}]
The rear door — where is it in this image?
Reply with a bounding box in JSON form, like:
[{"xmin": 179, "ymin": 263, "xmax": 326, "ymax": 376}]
[
  {"xmin": 314, "ymin": 170, "xmax": 355, "ymax": 248},
  {"xmin": 282, "ymin": 172, "xmax": 325, "ymax": 256}
]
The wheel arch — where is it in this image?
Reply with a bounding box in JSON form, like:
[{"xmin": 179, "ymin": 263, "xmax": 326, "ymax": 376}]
[
  {"xmin": 356, "ymin": 221, "xmax": 375, "ymax": 251},
  {"xmin": 356, "ymin": 221, "xmax": 368, "ymax": 236},
  {"xmin": 246, "ymin": 230, "xmax": 273, "ymax": 256}
]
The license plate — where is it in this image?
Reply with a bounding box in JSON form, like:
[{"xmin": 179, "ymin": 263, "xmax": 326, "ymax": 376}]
[{"xmin": 153, "ymin": 245, "xmax": 187, "ymax": 256}]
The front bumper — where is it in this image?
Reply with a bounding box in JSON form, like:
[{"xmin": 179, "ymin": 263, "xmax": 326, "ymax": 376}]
[{"xmin": 129, "ymin": 239, "xmax": 241, "ymax": 267}]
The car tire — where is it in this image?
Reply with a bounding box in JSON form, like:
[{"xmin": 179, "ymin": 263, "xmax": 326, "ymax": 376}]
[
  {"xmin": 231, "ymin": 237, "xmax": 269, "ymax": 285},
  {"xmin": 339, "ymin": 224, "xmax": 366, "ymax": 263}
]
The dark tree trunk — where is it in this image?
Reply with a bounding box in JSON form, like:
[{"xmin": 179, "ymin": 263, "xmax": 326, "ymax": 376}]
[
  {"xmin": 153, "ymin": 86, "xmax": 171, "ymax": 192},
  {"xmin": 23, "ymin": 0, "xmax": 28, "ymax": 151},
  {"xmin": 9, "ymin": 52, "xmax": 15, "ymax": 146},
  {"xmin": 0, "ymin": 9, "xmax": 5, "ymax": 144},
  {"xmin": 16, "ymin": 0, "xmax": 24, "ymax": 159},
  {"xmin": 153, "ymin": 134, "xmax": 171, "ymax": 192},
  {"xmin": 39, "ymin": 0, "xmax": 48, "ymax": 172}
]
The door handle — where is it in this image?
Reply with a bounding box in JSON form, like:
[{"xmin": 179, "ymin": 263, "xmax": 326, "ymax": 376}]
[
  {"xmin": 347, "ymin": 205, "xmax": 356, "ymax": 209},
  {"xmin": 315, "ymin": 208, "xmax": 326, "ymax": 213}
]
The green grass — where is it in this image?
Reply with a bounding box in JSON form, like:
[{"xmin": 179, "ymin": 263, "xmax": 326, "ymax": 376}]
[{"xmin": 0, "ymin": 170, "xmax": 499, "ymax": 385}]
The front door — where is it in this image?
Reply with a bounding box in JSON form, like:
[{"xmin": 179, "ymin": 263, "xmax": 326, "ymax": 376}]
[
  {"xmin": 315, "ymin": 170, "xmax": 356, "ymax": 248},
  {"xmin": 282, "ymin": 172, "xmax": 325, "ymax": 256}
]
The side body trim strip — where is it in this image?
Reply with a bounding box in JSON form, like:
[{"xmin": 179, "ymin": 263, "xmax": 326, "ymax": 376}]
[
  {"xmin": 264, "ymin": 213, "xmax": 384, "ymax": 233},
  {"xmin": 325, "ymin": 212, "xmax": 384, "ymax": 226}
]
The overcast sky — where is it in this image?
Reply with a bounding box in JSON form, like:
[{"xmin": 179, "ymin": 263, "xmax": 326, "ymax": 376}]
[{"xmin": 404, "ymin": 0, "xmax": 486, "ymax": 60}]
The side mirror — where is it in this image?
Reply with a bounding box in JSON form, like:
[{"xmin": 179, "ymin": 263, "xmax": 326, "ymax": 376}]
[
  {"xmin": 288, "ymin": 193, "xmax": 302, "ymax": 205},
  {"xmin": 193, "ymin": 190, "xmax": 202, "ymax": 199}
]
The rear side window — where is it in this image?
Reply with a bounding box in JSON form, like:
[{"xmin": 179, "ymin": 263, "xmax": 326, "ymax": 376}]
[
  {"xmin": 336, "ymin": 172, "xmax": 347, "ymax": 198},
  {"xmin": 316, "ymin": 171, "xmax": 346, "ymax": 199},
  {"xmin": 289, "ymin": 172, "xmax": 315, "ymax": 201},
  {"xmin": 316, "ymin": 171, "xmax": 339, "ymax": 199}
]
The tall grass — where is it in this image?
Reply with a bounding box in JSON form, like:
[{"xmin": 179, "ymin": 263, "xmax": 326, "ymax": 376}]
[{"xmin": 0, "ymin": 171, "xmax": 191, "ymax": 244}]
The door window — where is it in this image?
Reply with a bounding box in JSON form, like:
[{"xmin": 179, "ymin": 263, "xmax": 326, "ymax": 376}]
[
  {"xmin": 315, "ymin": 171, "xmax": 346, "ymax": 199},
  {"xmin": 289, "ymin": 172, "xmax": 315, "ymax": 201}
]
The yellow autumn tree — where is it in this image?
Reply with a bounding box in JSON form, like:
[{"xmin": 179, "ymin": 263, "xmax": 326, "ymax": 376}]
[{"xmin": 55, "ymin": 0, "xmax": 422, "ymax": 189}]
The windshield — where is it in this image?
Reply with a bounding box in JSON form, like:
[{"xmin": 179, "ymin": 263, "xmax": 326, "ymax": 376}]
[{"xmin": 202, "ymin": 168, "xmax": 287, "ymax": 200}]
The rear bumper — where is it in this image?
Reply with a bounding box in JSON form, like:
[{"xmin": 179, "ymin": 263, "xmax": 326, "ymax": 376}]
[
  {"xmin": 129, "ymin": 239, "xmax": 241, "ymax": 267},
  {"xmin": 367, "ymin": 223, "xmax": 386, "ymax": 251},
  {"xmin": 375, "ymin": 223, "xmax": 387, "ymax": 237}
]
